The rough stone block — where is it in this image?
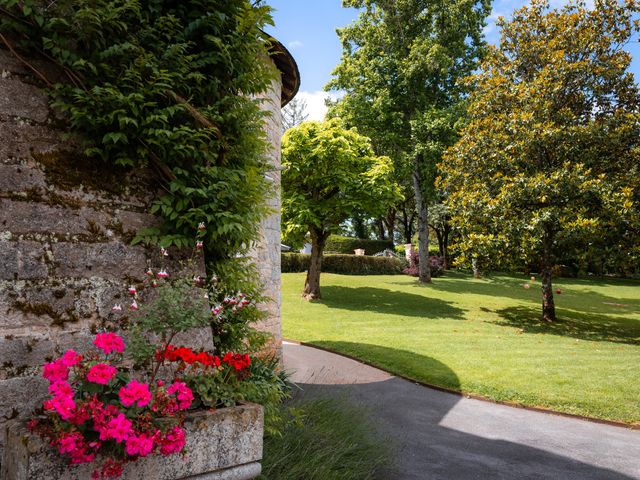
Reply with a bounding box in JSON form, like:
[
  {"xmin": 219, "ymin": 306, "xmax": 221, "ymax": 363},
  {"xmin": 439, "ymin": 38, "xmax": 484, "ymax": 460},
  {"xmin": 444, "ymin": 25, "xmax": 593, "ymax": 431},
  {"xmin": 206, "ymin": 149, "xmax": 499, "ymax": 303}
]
[
  {"xmin": 0, "ymin": 164, "xmax": 46, "ymax": 193},
  {"xmin": 52, "ymin": 242, "xmax": 148, "ymax": 280},
  {"xmin": 0, "ymin": 241, "xmax": 48, "ymax": 281},
  {"xmin": 116, "ymin": 210, "xmax": 161, "ymax": 234},
  {"xmin": 3, "ymin": 403, "xmax": 264, "ymax": 480},
  {"xmin": 0, "ymin": 77, "xmax": 49, "ymax": 123},
  {"xmin": 0, "ymin": 120, "xmax": 64, "ymax": 163},
  {"xmin": 0, "ymin": 200, "xmax": 113, "ymax": 236}
]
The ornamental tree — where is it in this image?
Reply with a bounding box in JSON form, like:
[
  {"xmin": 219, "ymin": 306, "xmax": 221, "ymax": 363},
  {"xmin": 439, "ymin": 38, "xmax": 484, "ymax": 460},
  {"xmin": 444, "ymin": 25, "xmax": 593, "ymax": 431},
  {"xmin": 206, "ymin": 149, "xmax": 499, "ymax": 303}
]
[
  {"xmin": 440, "ymin": 0, "xmax": 640, "ymax": 321},
  {"xmin": 282, "ymin": 120, "xmax": 400, "ymax": 299},
  {"xmin": 327, "ymin": 0, "xmax": 490, "ymax": 282}
]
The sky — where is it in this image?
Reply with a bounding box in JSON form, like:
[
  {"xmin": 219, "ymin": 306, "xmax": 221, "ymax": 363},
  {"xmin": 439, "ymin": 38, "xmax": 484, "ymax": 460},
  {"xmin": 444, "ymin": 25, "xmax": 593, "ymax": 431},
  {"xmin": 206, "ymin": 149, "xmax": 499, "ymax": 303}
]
[{"xmin": 264, "ymin": 0, "xmax": 640, "ymax": 121}]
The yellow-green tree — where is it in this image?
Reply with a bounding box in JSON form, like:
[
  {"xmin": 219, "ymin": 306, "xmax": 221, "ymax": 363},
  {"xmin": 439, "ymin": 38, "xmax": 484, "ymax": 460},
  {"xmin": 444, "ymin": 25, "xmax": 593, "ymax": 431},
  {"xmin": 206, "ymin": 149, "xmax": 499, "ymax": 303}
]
[
  {"xmin": 441, "ymin": 0, "xmax": 640, "ymax": 321},
  {"xmin": 282, "ymin": 120, "xmax": 400, "ymax": 299}
]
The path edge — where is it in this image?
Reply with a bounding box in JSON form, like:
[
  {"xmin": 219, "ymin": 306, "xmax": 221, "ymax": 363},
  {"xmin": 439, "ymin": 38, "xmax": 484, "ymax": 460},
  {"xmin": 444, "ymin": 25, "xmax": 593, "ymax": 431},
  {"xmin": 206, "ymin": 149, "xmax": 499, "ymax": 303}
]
[{"xmin": 283, "ymin": 339, "xmax": 640, "ymax": 431}]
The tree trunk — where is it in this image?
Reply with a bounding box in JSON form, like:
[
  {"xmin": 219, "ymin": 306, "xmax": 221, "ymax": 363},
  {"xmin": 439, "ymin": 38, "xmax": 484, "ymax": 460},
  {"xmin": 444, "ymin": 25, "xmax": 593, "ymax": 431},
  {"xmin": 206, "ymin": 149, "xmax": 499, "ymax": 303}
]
[
  {"xmin": 472, "ymin": 257, "xmax": 480, "ymax": 279},
  {"xmin": 303, "ymin": 229, "xmax": 328, "ymax": 300},
  {"xmin": 541, "ymin": 229, "xmax": 556, "ymax": 322},
  {"xmin": 376, "ymin": 218, "xmax": 386, "ymax": 240},
  {"xmin": 384, "ymin": 209, "xmax": 396, "ymax": 243},
  {"xmin": 399, "ymin": 203, "xmax": 414, "ymax": 244},
  {"xmin": 442, "ymin": 222, "xmax": 450, "ymax": 269},
  {"xmin": 412, "ymin": 156, "xmax": 431, "ymax": 283}
]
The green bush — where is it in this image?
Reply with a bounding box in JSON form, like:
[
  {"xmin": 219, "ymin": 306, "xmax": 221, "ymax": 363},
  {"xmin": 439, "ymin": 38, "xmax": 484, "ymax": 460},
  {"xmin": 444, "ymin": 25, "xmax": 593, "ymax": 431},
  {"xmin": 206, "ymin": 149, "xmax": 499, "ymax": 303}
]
[
  {"xmin": 282, "ymin": 253, "xmax": 405, "ymax": 275},
  {"xmin": 325, "ymin": 235, "xmax": 394, "ymax": 255}
]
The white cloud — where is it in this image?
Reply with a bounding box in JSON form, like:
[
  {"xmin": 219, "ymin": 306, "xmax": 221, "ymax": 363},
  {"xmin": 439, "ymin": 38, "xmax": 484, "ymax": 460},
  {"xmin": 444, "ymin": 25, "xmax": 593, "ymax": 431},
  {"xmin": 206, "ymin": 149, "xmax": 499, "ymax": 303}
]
[
  {"xmin": 293, "ymin": 90, "xmax": 343, "ymax": 122},
  {"xmin": 288, "ymin": 40, "xmax": 304, "ymax": 50}
]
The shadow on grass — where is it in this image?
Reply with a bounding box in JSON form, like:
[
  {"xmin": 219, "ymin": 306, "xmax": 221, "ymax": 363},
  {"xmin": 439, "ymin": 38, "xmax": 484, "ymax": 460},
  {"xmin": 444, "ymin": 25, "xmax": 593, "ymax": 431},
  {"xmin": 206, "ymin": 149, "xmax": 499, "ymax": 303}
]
[
  {"xmin": 286, "ymin": 342, "xmax": 637, "ymax": 480},
  {"xmin": 491, "ymin": 306, "xmax": 640, "ymax": 345},
  {"xmin": 318, "ymin": 286, "xmax": 465, "ymax": 320},
  {"xmin": 396, "ymin": 271, "xmax": 640, "ymax": 315}
]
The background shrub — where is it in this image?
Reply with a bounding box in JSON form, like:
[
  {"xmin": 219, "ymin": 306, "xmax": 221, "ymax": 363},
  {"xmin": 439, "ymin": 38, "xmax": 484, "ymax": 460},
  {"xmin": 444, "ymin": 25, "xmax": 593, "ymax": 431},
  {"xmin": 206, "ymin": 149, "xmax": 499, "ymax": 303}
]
[
  {"xmin": 403, "ymin": 252, "xmax": 445, "ymax": 277},
  {"xmin": 325, "ymin": 235, "xmax": 394, "ymax": 255},
  {"xmin": 282, "ymin": 253, "xmax": 405, "ymax": 275}
]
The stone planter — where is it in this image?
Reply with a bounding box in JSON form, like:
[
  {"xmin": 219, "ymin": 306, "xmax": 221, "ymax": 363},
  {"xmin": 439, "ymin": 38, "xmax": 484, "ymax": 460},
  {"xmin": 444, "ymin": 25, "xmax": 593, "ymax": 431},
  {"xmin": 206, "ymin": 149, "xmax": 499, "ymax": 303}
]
[{"xmin": 2, "ymin": 403, "xmax": 263, "ymax": 480}]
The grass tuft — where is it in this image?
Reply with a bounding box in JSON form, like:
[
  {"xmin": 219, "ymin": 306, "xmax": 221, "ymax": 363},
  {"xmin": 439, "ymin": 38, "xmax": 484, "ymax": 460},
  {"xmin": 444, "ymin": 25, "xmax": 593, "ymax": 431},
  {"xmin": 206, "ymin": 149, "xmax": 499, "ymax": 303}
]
[{"xmin": 260, "ymin": 399, "xmax": 391, "ymax": 480}]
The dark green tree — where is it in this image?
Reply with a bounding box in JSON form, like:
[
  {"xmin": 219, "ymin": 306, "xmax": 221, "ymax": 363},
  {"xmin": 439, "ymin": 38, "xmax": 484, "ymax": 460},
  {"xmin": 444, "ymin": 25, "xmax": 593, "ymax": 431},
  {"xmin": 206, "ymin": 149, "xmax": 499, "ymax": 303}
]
[
  {"xmin": 327, "ymin": 0, "xmax": 490, "ymax": 282},
  {"xmin": 440, "ymin": 0, "xmax": 640, "ymax": 321}
]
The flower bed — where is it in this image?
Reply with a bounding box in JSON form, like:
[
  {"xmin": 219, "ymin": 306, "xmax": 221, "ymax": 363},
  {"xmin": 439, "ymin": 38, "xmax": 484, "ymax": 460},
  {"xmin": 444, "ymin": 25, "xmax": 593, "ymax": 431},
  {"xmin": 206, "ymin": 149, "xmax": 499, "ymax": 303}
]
[{"xmin": 2, "ymin": 402, "xmax": 264, "ymax": 480}]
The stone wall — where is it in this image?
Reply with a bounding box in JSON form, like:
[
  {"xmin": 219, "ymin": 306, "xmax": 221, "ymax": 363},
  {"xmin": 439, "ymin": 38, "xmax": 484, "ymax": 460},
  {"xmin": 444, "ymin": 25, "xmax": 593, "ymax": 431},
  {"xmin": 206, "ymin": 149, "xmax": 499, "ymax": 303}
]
[
  {"xmin": 251, "ymin": 74, "xmax": 283, "ymax": 357},
  {"xmin": 0, "ymin": 47, "xmax": 285, "ymax": 464}
]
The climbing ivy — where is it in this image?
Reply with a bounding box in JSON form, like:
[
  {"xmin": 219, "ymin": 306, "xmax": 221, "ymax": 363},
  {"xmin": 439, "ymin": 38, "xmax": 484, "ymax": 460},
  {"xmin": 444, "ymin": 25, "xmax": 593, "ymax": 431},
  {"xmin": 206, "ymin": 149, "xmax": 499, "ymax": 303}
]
[{"xmin": 0, "ymin": 0, "xmax": 276, "ymax": 265}]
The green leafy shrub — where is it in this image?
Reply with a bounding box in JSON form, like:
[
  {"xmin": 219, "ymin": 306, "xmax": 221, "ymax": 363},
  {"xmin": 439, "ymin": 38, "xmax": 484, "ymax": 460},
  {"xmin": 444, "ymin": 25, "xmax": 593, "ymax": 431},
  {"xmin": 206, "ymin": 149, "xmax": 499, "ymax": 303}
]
[
  {"xmin": 1, "ymin": 0, "xmax": 275, "ymax": 260},
  {"xmin": 282, "ymin": 253, "xmax": 405, "ymax": 275},
  {"xmin": 325, "ymin": 235, "xmax": 395, "ymax": 255}
]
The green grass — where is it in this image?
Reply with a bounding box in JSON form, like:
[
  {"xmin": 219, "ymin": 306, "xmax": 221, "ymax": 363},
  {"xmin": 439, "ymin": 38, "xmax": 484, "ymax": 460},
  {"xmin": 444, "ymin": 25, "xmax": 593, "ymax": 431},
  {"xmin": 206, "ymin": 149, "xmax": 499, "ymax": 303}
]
[
  {"xmin": 260, "ymin": 399, "xmax": 390, "ymax": 480},
  {"xmin": 282, "ymin": 271, "xmax": 640, "ymax": 424}
]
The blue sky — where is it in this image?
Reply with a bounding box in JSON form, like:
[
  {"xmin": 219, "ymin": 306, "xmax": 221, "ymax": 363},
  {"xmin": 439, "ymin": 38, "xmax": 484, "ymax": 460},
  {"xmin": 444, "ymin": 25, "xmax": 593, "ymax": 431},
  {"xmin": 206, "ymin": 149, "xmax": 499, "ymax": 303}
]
[{"xmin": 265, "ymin": 0, "xmax": 640, "ymax": 120}]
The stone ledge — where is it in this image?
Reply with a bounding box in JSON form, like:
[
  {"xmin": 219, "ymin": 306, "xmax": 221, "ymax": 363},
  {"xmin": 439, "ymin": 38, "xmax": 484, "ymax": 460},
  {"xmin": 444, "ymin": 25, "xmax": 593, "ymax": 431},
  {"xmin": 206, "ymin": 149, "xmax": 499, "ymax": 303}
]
[{"xmin": 2, "ymin": 403, "xmax": 264, "ymax": 480}]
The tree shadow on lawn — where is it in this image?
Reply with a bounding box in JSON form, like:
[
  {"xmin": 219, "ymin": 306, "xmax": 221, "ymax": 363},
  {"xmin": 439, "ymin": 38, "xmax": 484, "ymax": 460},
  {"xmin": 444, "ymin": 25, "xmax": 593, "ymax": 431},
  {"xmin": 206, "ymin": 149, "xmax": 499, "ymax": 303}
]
[
  {"xmin": 318, "ymin": 286, "xmax": 465, "ymax": 320},
  {"xmin": 491, "ymin": 306, "xmax": 640, "ymax": 345},
  {"xmin": 287, "ymin": 341, "xmax": 637, "ymax": 480},
  {"xmin": 396, "ymin": 272, "xmax": 640, "ymax": 315}
]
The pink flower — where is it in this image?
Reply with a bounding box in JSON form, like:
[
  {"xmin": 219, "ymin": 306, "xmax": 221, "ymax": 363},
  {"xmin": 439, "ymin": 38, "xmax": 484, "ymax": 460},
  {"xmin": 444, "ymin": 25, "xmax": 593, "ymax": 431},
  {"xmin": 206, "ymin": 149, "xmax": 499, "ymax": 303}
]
[
  {"xmin": 49, "ymin": 380, "xmax": 74, "ymax": 398},
  {"xmin": 157, "ymin": 269, "xmax": 169, "ymax": 278},
  {"xmin": 130, "ymin": 300, "xmax": 138, "ymax": 311},
  {"xmin": 43, "ymin": 360, "xmax": 69, "ymax": 384},
  {"xmin": 99, "ymin": 413, "xmax": 132, "ymax": 443},
  {"xmin": 167, "ymin": 381, "xmax": 193, "ymax": 411},
  {"xmin": 56, "ymin": 432, "xmax": 84, "ymax": 455},
  {"xmin": 196, "ymin": 240, "xmax": 203, "ymax": 249},
  {"xmin": 87, "ymin": 364, "xmax": 117, "ymax": 385},
  {"xmin": 60, "ymin": 349, "xmax": 82, "ymax": 368},
  {"xmin": 198, "ymin": 222, "xmax": 206, "ymax": 231},
  {"xmin": 118, "ymin": 380, "xmax": 152, "ymax": 408},
  {"xmin": 128, "ymin": 285, "xmax": 137, "ymax": 295},
  {"xmin": 93, "ymin": 333, "xmax": 125, "ymax": 354},
  {"xmin": 159, "ymin": 426, "xmax": 185, "ymax": 455},
  {"xmin": 44, "ymin": 396, "xmax": 76, "ymax": 421},
  {"xmin": 125, "ymin": 432, "xmax": 154, "ymax": 457}
]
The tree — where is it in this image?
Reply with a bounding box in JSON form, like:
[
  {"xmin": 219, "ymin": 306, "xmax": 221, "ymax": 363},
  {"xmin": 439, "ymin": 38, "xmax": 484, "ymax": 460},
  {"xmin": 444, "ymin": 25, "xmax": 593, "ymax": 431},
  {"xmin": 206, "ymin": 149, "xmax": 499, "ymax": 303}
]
[
  {"xmin": 327, "ymin": 0, "xmax": 490, "ymax": 283},
  {"xmin": 282, "ymin": 97, "xmax": 309, "ymax": 132},
  {"xmin": 282, "ymin": 119, "xmax": 400, "ymax": 299},
  {"xmin": 440, "ymin": 0, "xmax": 640, "ymax": 321}
]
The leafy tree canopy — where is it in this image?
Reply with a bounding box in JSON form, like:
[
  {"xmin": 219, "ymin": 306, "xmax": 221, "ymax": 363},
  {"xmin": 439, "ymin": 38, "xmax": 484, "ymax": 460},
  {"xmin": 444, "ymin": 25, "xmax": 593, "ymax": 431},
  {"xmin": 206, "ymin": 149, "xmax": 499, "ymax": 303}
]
[
  {"xmin": 327, "ymin": 0, "xmax": 491, "ymax": 282},
  {"xmin": 440, "ymin": 0, "xmax": 640, "ymax": 320},
  {"xmin": 282, "ymin": 119, "xmax": 401, "ymax": 298}
]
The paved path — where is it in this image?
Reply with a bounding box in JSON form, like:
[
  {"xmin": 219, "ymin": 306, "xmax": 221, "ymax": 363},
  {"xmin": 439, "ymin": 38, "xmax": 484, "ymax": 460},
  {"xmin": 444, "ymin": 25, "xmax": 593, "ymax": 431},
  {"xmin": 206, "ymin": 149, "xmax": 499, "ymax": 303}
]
[{"xmin": 283, "ymin": 342, "xmax": 640, "ymax": 480}]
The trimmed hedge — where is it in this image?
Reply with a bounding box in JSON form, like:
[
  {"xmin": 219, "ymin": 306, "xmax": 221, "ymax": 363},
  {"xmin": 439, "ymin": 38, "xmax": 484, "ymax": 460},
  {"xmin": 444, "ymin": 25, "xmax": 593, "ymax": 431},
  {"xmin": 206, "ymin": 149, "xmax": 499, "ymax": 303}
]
[
  {"xmin": 282, "ymin": 253, "xmax": 405, "ymax": 275},
  {"xmin": 324, "ymin": 235, "xmax": 394, "ymax": 255}
]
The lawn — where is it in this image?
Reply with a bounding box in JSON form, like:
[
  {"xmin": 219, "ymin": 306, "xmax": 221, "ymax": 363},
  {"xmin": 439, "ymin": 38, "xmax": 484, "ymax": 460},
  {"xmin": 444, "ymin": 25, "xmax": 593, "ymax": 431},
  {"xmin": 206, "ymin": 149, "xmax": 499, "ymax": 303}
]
[{"xmin": 282, "ymin": 271, "xmax": 640, "ymax": 424}]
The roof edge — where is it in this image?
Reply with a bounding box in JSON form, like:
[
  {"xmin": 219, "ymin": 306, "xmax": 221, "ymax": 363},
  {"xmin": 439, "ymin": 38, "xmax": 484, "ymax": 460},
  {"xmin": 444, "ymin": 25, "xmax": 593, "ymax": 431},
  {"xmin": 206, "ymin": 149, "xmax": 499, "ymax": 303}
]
[{"xmin": 265, "ymin": 35, "xmax": 301, "ymax": 107}]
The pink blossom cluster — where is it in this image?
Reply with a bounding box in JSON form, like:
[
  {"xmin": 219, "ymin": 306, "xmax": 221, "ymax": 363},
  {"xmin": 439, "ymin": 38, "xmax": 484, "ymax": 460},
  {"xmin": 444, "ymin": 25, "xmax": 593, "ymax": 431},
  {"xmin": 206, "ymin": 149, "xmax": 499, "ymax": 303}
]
[
  {"xmin": 93, "ymin": 332, "xmax": 125, "ymax": 355},
  {"xmin": 34, "ymin": 334, "xmax": 191, "ymax": 479}
]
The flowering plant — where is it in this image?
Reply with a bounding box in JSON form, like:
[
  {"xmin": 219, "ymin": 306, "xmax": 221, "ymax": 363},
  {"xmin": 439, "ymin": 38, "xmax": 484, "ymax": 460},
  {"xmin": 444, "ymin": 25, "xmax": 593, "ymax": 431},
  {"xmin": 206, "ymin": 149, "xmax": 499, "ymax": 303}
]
[{"xmin": 30, "ymin": 333, "xmax": 192, "ymax": 479}]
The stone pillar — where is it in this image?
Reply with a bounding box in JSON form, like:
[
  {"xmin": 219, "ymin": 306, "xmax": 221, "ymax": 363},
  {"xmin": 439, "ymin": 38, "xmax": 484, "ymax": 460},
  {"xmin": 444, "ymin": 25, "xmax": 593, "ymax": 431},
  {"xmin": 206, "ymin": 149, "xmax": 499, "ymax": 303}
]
[{"xmin": 250, "ymin": 71, "xmax": 283, "ymax": 358}]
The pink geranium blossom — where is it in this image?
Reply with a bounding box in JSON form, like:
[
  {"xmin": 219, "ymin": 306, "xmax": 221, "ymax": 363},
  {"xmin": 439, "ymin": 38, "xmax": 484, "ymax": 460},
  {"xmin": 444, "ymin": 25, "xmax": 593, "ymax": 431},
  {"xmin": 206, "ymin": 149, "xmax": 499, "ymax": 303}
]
[
  {"xmin": 118, "ymin": 380, "xmax": 152, "ymax": 408},
  {"xmin": 167, "ymin": 381, "xmax": 193, "ymax": 411},
  {"xmin": 125, "ymin": 433, "xmax": 155, "ymax": 457},
  {"xmin": 98, "ymin": 413, "xmax": 133, "ymax": 443},
  {"xmin": 93, "ymin": 333, "xmax": 125, "ymax": 355},
  {"xmin": 159, "ymin": 425, "xmax": 185, "ymax": 455},
  {"xmin": 60, "ymin": 349, "xmax": 83, "ymax": 368},
  {"xmin": 87, "ymin": 364, "xmax": 117, "ymax": 385},
  {"xmin": 43, "ymin": 359, "xmax": 69, "ymax": 384},
  {"xmin": 44, "ymin": 394, "xmax": 76, "ymax": 421}
]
